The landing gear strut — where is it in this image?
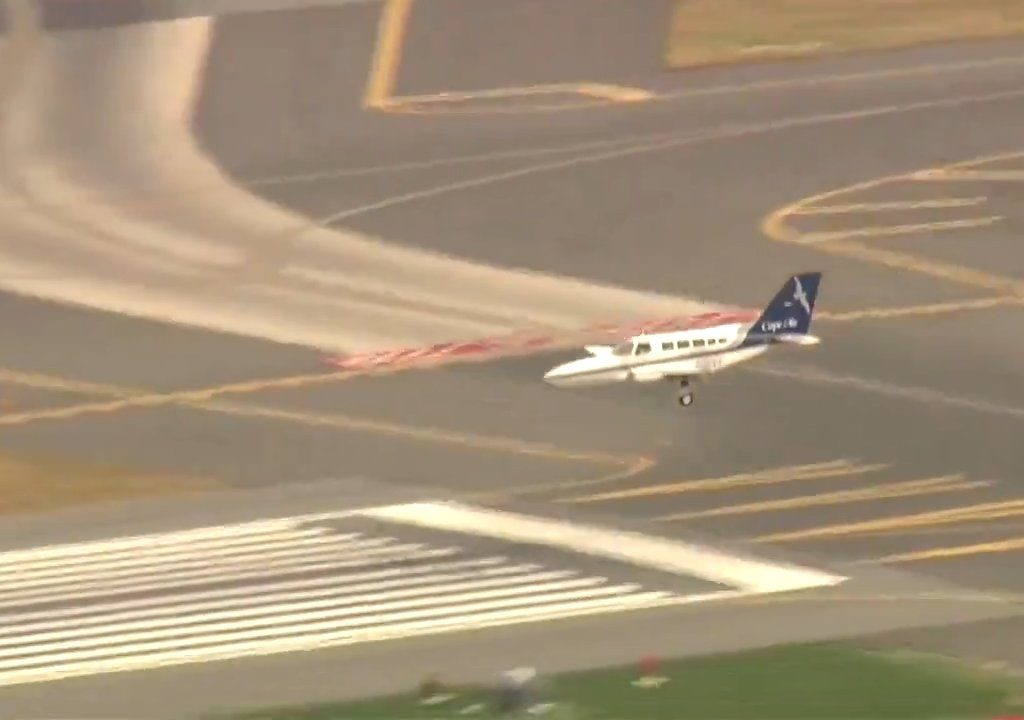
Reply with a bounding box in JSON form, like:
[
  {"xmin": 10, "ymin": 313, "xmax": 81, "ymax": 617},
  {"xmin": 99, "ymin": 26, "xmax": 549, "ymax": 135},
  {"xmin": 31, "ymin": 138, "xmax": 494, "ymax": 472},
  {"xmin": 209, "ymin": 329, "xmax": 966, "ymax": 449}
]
[{"xmin": 677, "ymin": 379, "xmax": 694, "ymax": 407}]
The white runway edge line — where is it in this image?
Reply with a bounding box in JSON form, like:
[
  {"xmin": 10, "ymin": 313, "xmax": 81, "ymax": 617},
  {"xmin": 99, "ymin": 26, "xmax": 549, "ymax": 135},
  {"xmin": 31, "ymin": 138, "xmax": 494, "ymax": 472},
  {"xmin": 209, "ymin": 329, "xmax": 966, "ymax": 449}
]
[{"xmin": 356, "ymin": 501, "xmax": 847, "ymax": 594}]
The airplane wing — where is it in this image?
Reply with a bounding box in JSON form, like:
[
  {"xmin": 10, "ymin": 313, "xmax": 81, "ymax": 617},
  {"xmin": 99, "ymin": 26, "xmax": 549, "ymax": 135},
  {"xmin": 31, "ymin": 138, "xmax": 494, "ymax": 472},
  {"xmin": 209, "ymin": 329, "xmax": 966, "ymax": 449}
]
[{"xmin": 629, "ymin": 357, "xmax": 722, "ymax": 383}]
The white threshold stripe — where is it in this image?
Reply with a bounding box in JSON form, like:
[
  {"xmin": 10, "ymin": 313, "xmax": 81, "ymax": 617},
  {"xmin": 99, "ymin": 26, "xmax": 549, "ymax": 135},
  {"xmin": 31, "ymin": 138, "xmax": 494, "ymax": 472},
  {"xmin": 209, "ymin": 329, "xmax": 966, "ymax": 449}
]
[
  {"xmin": 0, "ymin": 585, "xmax": 663, "ymax": 673},
  {"xmin": 0, "ymin": 519, "xmax": 309, "ymax": 563},
  {"xmin": 0, "ymin": 574, "xmax": 602, "ymax": 655},
  {"xmin": 0, "ymin": 563, "xmax": 544, "ymax": 638},
  {"xmin": 0, "ymin": 558, "xmax": 513, "ymax": 627},
  {"xmin": 1, "ymin": 526, "xmax": 344, "ymax": 574},
  {"xmin": 357, "ymin": 502, "xmax": 847, "ymax": 593},
  {"xmin": 0, "ymin": 537, "xmax": 410, "ymax": 597},
  {"xmin": 4, "ymin": 530, "xmax": 360, "ymax": 583},
  {"xmin": 0, "ymin": 591, "xmax": 691, "ymax": 686},
  {"xmin": 0, "ymin": 548, "xmax": 462, "ymax": 610}
]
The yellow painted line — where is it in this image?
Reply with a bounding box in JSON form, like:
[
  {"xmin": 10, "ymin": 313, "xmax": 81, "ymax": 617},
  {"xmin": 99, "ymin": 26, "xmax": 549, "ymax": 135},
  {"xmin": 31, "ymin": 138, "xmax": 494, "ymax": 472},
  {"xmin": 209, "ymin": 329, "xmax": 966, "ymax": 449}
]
[
  {"xmin": 913, "ymin": 169, "xmax": 1024, "ymax": 182},
  {"xmin": 798, "ymin": 216, "xmax": 1003, "ymax": 244},
  {"xmin": 383, "ymin": 99, "xmax": 620, "ymax": 116},
  {"xmin": 461, "ymin": 455, "xmax": 657, "ymax": 503},
  {"xmin": 0, "ymin": 368, "xmax": 632, "ymax": 466},
  {"xmin": 0, "ymin": 368, "xmax": 136, "ymax": 397},
  {"xmin": 199, "ymin": 400, "xmax": 632, "ymax": 465},
  {"xmin": 363, "ymin": 0, "xmax": 414, "ymax": 109},
  {"xmin": 0, "ymin": 370, "xmax": 360, "ymax": 426},
  {"xmin": 818, "ymin": 296, "xmax": 1024, "ymax": 322},
  {"xmin": 755, "ymin": 498, "xmax": 1024, "ymax": 543},
  {"xmin": 853, "ymin": 519, "xmax": 1024, "ymax": 538},
  {"xmin": 867, "ymin": 536, "xmax": 1024, "ymax": 564},
  {"xmin": 656, "ymin": 475, "xmax": 986, "ymax": 521},
  {"xmin": 558, "ymin": 459, "xmax": 885, "ymax": 504},
  {"xmin": 791, "ymin": 197, "xmax": 987, "ymax": 214},
  {"xmin": 575, "ymin": 84, "xmax": 654, "ymax": 102},
  {"xmin": 761, "ymin": 149, "xmax": 1024, "ymax": 295},
  {"xmin": 386, "ymin": 83, "xmax": 654, "ymax": 109},
  {"xmin": 391, "ymin": 85, "xmax": 579, "ymax": 103},
  {"xmin": 817, "ymin": 239, "xmax": 1024, "ymax": 296}
]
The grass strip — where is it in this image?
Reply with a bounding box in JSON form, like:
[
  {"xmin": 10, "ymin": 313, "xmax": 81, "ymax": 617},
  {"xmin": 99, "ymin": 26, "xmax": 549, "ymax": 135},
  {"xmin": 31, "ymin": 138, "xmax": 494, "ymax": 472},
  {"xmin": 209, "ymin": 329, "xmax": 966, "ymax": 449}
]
[
  {"xmin": 665, "ymin": 0, "xmax": 1024, "ymax": 68},
  {"xmin": 219, "ymin": 641, "xmax": 1024, "ymax": 719}
]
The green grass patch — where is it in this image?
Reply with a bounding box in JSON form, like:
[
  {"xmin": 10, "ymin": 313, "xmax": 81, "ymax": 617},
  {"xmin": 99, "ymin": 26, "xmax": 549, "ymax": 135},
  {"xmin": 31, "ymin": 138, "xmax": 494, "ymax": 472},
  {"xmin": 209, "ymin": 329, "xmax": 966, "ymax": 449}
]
[
  {"xmin": 219, "ymin": 641, "xmax": 1024, "ymax": 720},
  {"xmin": 664, "ymin": 0, "xmax": 1024, "ymax": 69}
]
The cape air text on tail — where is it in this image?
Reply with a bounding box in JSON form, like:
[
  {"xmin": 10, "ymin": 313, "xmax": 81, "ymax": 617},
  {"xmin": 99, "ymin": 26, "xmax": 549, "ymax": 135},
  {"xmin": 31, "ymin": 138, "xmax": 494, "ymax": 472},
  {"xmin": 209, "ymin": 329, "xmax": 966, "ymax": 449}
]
[{"xmin": 543, "ymin": 272, "xmax": 822, "ymax": 407}]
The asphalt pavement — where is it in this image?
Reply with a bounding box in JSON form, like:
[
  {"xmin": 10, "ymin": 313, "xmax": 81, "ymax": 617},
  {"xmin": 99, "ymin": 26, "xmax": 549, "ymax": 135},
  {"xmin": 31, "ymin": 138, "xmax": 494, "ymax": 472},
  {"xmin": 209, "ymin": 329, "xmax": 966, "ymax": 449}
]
[{"xmin": 0, "ymin": 0, "xmax": 1023, "ymax": 716}]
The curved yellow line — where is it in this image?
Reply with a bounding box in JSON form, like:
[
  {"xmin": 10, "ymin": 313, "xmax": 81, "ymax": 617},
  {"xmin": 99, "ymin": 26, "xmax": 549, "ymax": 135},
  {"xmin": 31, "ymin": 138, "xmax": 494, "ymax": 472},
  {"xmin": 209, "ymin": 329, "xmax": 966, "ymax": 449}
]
[{"xmin": 762, "ymin": 150, "xmax": 1024, "ymax": 297}]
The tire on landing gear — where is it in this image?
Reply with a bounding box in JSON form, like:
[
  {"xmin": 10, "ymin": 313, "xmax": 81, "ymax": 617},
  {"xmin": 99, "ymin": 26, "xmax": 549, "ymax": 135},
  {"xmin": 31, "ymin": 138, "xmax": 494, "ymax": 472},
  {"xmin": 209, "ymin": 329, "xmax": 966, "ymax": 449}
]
[{"xmin": 676, "ymin": 378, "xmax": 694, "ymax": 407}]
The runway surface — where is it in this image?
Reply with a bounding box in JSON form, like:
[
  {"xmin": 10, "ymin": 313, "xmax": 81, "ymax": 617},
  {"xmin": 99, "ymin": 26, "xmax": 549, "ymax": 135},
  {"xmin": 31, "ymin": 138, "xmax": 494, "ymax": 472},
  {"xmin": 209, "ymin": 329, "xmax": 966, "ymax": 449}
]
[{"xmin": 0, "ymin": 0, "xmax": 1023, "ymax": 715}]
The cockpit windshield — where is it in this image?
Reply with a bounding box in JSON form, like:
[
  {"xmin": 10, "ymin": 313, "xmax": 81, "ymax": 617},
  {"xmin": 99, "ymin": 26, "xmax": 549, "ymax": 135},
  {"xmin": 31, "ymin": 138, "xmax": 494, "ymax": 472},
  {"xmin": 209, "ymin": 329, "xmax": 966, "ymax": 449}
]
[{"xmin": 612, "ymin": 341, "xmax": 634, "ymax": 356}]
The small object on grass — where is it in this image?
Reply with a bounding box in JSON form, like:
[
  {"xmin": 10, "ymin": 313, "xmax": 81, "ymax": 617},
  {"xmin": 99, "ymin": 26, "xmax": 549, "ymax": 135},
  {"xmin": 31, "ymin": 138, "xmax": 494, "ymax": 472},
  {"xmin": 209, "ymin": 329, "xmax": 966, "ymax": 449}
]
[
  {"xmin": 418, "ymin": 674, "xmax": 455, "ymax": 705},
  {"xmin": 632, "ymin": 655, "xmax": 669, "ymax": 688},
  {"xmin": 495, "ymin": 667, "xmax": 537, "ymax": 714}
]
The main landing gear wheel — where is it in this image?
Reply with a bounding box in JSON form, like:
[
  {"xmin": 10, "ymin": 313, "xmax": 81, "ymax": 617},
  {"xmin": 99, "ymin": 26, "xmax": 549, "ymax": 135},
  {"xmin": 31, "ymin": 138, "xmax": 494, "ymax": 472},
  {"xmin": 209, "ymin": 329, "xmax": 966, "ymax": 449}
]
[{"xmin": 677, "ymin": 379, "xmax": 694, "ymax": 407}]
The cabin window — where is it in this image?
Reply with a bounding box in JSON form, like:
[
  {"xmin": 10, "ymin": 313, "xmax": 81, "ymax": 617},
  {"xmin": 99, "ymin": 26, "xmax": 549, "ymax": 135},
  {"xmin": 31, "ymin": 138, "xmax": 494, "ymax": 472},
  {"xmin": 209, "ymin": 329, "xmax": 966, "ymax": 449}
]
[
  {"xmin": 635, "ymin": 342, "xmax": 652, "ymax": 355},
  {"xmin": 676, "ymin": 340, "xmax": 690, "ymax": 349},
  {"xmin": 719, "ymin": 338, "xmax": 728, "ymax": 344},
  {"xmin": 693, "ymin": 339, "xmax": 705, "ymax": 347},
  {"xmin": 612, "ymin": 342, "xmax": 633, "ymax": 356},
  {"xmin": 661, "ymin": 342, "xmax": 673, "ymax": 352}
]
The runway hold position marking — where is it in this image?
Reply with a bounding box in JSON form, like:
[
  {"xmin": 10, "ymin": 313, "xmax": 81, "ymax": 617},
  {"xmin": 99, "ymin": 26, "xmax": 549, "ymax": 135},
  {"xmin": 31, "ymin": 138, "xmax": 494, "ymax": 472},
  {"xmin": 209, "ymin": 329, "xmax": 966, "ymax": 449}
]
[{"xmin": 0, "ymin": 501, "xmax": 843, "ymax": 686}]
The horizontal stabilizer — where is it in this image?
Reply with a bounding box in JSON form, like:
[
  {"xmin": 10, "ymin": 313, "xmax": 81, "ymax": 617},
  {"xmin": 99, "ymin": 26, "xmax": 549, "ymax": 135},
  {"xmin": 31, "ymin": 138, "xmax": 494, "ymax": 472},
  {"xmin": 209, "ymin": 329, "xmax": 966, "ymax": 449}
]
[{"xmin": 775, "ymin": 333, "xmax": 821, "ymax": 346}]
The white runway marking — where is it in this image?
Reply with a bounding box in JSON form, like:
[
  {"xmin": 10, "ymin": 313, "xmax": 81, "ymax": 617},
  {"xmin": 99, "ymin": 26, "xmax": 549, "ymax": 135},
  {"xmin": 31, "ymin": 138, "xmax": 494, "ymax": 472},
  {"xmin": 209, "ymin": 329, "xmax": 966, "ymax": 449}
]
[
  {"xmin": 0, "ymin": 501, "xmax": 844, "ymax": 686},
  {"xmin": 360, "ymin": 501, "xmax": 847, "ymax": 593}
]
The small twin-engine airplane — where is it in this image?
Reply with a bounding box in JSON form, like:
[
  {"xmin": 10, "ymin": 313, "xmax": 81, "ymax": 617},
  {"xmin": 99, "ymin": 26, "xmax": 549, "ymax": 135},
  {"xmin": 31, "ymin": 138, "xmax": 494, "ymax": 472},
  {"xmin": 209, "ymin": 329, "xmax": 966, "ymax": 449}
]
[{"xmin": 543, "ymin": 272, "xmax": 822, "ymax": 407}]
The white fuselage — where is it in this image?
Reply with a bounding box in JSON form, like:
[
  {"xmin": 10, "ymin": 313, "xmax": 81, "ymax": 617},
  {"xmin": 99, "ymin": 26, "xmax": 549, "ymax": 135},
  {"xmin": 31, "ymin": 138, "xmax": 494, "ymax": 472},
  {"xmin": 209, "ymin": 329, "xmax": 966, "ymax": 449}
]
[{"xmin": 543, "ymin": 322, "xmax": 770, "ymax": 387}]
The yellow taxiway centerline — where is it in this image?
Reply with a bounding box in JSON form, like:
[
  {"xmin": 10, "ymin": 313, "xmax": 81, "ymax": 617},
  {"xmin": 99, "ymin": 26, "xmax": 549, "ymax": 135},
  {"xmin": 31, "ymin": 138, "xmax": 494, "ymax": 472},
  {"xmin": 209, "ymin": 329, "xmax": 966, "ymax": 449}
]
[
  {"xmin": 798, "ymin": 216, "xmax": 1003, "ymax": 244},
  {"xmin": 0, "ymin": 368, "xmax": 634, "ymax": 467},
  {"xmin": 755, "ymin": 498, "xmax": 1024, "ymax": 543},
  {"xmin": 866, "ymin": 536, "xmax": 1024, "ymax": 564},
  {"xmin": 559, "ymin": 460, "xmax": 887, "ymax": 504},
  {"xmin": 789, "ymin": 197, "xmax": 988, "ymax": 214},
  {"xmin": 655, "ymin": 475, "xmax": 987, "ymax": 521},
  {"xmin": 363, "ymin": 0, "xmax": 414, "ymax": 109}
]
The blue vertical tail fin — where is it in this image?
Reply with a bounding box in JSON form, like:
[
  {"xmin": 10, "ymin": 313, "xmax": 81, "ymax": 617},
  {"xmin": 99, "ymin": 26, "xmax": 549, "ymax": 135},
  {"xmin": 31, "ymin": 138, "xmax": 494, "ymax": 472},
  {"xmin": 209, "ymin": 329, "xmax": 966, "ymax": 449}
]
[{"xmin": 741, "ymin": 272, "xmax": 822, "ymax": 347}]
